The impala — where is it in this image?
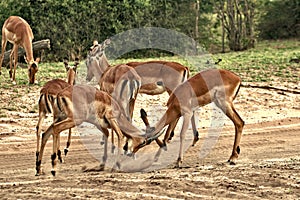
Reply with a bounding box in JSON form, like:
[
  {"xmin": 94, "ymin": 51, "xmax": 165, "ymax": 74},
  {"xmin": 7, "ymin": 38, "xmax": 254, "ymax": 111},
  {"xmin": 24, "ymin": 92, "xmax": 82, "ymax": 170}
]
[
  {"xmin": 35, "ymin": 84, "xmax": 163, "ymax": 176},
  {"xmin": 36, "ymin": 58, "xmax": 79, "ymax": 164},
  {"xmin": 0, "ymin": 16, "xmax": 40, "ymax": 84},
  {"xmin": 87, "ymin": 39, "xmax": 141, "ymax": 120},
  {"xmin": 133, "ymin": 69, "xmax": 245, "ymax": 167},
  {"xmin": 87, "ymin": 40, "xmax": 142, "ymax": 152},
  {"xmin": 86, "ymin": 39, "xmax": 200, "ymax": 145},
  {"xmin": 87, "ymin": 40, "xmax": 190, "ymax": 96}
]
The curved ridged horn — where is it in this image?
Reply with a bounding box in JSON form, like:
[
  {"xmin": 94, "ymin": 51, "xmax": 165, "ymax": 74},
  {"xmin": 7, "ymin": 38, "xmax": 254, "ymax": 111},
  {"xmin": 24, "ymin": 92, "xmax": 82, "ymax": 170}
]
[
  {"xmin": 133, "ymin": 128, "xmax": 166, "ymax": 153},
  {"xmin": 146, "ymin": 128, "xmax": 166, "ymax": 145}
]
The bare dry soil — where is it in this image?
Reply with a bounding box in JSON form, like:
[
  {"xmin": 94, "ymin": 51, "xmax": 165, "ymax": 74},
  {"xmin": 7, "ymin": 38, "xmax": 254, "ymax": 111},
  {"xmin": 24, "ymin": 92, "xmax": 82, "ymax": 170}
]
[{"xmin": 0, "ymin": 80, "xmax": 299, "ymax": 199}]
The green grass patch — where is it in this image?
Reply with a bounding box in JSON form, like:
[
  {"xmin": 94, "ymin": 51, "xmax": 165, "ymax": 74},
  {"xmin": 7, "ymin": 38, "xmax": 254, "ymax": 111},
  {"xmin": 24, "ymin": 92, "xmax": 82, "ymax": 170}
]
[
  {"xmin": 0, "ymin": 39, "xmax": 298, "ymax": 86},
  {"xmin": 214, "ymin": 39, "xmax": 300, "ymax": 83}
]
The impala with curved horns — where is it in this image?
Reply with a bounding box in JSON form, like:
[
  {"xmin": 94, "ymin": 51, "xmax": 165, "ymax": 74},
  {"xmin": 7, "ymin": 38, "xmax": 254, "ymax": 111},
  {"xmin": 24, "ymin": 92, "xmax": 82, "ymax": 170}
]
[
  {"xmin": 0, "ymin": 16, "xmax": 40, "ymax": 84},
  {"xmin": 132, "ymin": 69, "xmax": 245, "ymax": 167}
]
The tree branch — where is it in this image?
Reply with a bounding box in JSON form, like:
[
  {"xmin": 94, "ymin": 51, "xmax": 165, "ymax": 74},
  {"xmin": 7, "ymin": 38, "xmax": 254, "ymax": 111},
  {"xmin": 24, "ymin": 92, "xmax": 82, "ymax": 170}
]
[{"xmin": 241, "ymin": 84, "xmax": 300, "ymax": 94}]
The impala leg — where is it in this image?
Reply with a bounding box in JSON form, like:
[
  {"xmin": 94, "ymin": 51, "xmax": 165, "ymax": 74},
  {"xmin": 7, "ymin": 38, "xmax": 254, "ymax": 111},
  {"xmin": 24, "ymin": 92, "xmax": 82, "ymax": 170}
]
[
  {"xmin": 108, "ymin": 119, "xmax": 123, "ymax": 170},
  {"xmin": 191, "ymin": 111, "xmax": 199, "ymax": 146},
  {"xmin": 9, "ymin": 48, "xmax": 14, "ymax": 80},
  {"xmin": 110, "ymin": 129, "xmax": 115, "ymax": 154},
  {"xmin": 36, "ymin": 119, "xmax": 75, "ymax": 176},
  {"xmin": 164, "ymin": 118, "xmax": 179, "ymax": 143},
  {"xmin": 0, "ymin": 37, "xmax": 7, "ymax": 75},
  {"xmin": 100, "ymin": 128, "xmax": 109, "ymax": 171},
  {"xmin": 57, "ymin": 134, "xmax": 63, "ymax": 163},
  {"xmin": 215, "ymin": 99, "xmax": 244, "ymax": 165},
  {"xmin": 36, "ymin": 110, "xmax": 46, "ymax": 163},
  {"xmin": 100, "ymin": 135, "xmax": 105, "ymax": 145},
  {"xmin": 51, "ymin": 133, "xmax": 58, "ymax": 176},
  {"xmin": 227, "ymin": 105, "xmax": 244, "ymax": 164},
  {"xmin": 175, "ymin": 114, "xmax": 192, "ymax": 168},
  {"xmin": 11, "ymin": 44, "xmax": 18, "ymax": 84},
  {"xmin": 36, "ymin": 124, "xmax": 52, "ymax": 176},
  {"xmin": 64, "ymin": 128, "xmax": 72, "ymax": 156}
]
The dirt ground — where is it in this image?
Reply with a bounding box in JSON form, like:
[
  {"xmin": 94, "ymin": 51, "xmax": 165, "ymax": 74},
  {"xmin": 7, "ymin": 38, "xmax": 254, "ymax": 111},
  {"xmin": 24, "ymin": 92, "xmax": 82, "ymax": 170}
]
[{"xmin": 0, "ymin": 79, "xmax": 299, "ymax": 199}]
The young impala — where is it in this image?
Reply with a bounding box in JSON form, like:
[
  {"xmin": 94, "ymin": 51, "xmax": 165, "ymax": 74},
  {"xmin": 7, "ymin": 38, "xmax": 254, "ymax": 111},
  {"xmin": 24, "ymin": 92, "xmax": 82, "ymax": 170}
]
[
  {"xmin": 132, "ymin": 69, "xmax": 245, "ymax": 167},
  {"xmin": 0, "ymin": 16, "xmax": 40, "ymax": 84},
  {"xmin": 36, "ymin": 58, "xmax": 79, "ymax": 164},
  {"xmin": 35, "ymin": 84, "xmax": 163, "ymax": 176}
]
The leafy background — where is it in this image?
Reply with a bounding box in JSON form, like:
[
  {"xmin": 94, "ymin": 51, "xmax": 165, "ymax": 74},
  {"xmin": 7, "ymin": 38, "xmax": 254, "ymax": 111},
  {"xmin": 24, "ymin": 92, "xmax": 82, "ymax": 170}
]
[{"xmin": 0, "ymin": 0, "xmax": 299, "ymax": 61}]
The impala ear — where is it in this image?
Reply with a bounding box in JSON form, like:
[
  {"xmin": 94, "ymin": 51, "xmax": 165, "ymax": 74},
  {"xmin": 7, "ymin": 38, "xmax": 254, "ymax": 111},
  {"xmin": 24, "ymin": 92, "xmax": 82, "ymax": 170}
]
[
  {"xmin": 93, "ymin": 40, "xmax": 98, "ymax": 46},
  {"xmin": 74, "ymin": 57, "xmax": 80, "ymax": 69},
  {"xmin": 102, "ymin": 39, "xmax": 111, "ymax": 49},
  {"xmin": 63, "ymin": 57, "xmax": 69, "ymax": 71},
  {"xmin": 24, "ymin": 56, "xmax": 29, "ymax": 64},
  {"xmin": 35, "ymin": 57, "xmax": 40, "ymax": 63},
  {"xmin": 90, "ymin": 40, "xmax": 99, "ymax": 51},
  {"xmin": 74, "ymin": 57, "xmax": 79, "ymax": 64}
]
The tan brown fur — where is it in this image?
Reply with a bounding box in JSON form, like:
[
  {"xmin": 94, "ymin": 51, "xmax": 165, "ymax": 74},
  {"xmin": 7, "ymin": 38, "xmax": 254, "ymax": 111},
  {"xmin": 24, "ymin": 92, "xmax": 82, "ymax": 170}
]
[
  {"xmin": 134, "ymin": 69, "xmax": 245, "ymax": 167},
  {"xmin": 0, "ymin": 16, "xmax": 39, "ymax": 84},
  {"xmin": 36, "ymin": 59, "xmax": 79, "ymax": 164},
  {"xmin": 35, "ymin": 85, "xmax": 155, "ymax": 176}
]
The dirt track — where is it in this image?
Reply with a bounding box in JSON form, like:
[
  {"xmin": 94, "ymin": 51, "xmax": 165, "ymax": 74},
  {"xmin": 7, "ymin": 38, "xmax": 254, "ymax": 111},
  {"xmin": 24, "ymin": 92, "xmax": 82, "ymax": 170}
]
[{"xmin": 0, "ymin": 81, "xmax": 299, "ymax": 199}]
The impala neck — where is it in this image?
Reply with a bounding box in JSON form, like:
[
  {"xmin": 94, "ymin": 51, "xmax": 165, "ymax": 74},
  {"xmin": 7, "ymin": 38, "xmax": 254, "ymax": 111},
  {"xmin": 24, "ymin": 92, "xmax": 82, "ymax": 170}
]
[
  {"xmin": 117, "ymin": 113, "xmax": 144, "ymax": 138},
  {"xmin": 67, "ymin": 68, "xmax": 76, "ymax": 85},
  {"xmin": 150, "ymin": 106, "xmax": 180, "ymax": 137},
  {"xmin": 99, "ymin": 53, "xmax": 110, "ymax": 71},
  {"xmin": 23, "ymin": 36, "xmax": 34, "ymax": 63},
  {"xmin": 95, "ymin": 53, "xmax": 111, "ymax": 80}
]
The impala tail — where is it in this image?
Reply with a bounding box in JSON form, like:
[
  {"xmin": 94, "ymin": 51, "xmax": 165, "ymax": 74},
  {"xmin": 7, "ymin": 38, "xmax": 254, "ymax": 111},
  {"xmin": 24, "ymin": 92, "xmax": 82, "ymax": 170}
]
[{"xmin": 182, "ymin": 67, "xmax": 189, "ymax": 83}]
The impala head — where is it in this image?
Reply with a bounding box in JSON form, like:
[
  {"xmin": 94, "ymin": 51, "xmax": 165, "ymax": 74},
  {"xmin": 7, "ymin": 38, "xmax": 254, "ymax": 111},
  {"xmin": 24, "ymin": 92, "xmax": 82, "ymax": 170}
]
[
  {"xmin": 27, "ymin": 57, "xmax": 40, "ymax": 84},
  {"xmin": 124, "ymin": 128, "xmax": 166, "ymax": 155},
  {"xmin": 64, "ymin": 57, "xmax": 80, "ymax": 85},
  {"xmin": 86, "ymin": 39, "xmax": 111, "ymax": 82}
]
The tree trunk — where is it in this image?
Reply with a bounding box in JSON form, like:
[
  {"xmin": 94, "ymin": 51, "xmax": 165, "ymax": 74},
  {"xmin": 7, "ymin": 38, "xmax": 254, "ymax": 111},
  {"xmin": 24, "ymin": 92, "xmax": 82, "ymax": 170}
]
[
  {"xmin": 2, "ymin": 39, "xmax": 50, "ymax": 67},
  {"xmin": 217, "ymin": 0, "xmax": 255, "ymax": 51},
  {"xmin": 195, "ymin": 0, "xmax": 200, "ymax": 41}
]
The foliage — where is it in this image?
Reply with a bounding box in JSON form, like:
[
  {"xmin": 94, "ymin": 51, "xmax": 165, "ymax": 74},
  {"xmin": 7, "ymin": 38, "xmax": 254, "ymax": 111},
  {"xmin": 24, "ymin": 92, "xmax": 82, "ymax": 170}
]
[
  {"xmin": 0, "ymin": 0, "xmax": 298, "ymax": 62},
  {"xmin": 257, "ymin": 0, "xmax": 300, "ymax": 39},
  {"xmin": 215, "ymin": 0, "xmax": 256, "ymax": 51}
]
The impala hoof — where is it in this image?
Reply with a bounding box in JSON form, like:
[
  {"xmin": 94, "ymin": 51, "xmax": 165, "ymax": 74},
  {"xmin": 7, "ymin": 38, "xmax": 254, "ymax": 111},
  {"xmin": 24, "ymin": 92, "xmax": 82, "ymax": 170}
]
[
  {"xmin": 175, "ymin": 158, "xmax": 182, "ymax": 168},
  {"xmin": 192, "ymin": 131, "xmax": 199, "ymax": 146},
  {"xmin": 228, "ymin": 160, "xmax": 236, "ymax": 165},
  {"xmin": 51, "ymin": 170, "xmax": 56, "ymax": 176},
  {"xmin": 35, "ymin": 169, "xmax": 44, "ymax": 176},
  {"xmin": 111, "ymin": 145, "xmax": 116, "ymax": 154},
  {"xmin": 115, "ymin": 161, "xmax": 121, "ymax": 169},
  {"xmin": 99, "ymin": 164, "xmax": 105, "ymax": 171},
  {"xmin": 162, "ymin": 143, "xmax": 167, "ymax": 151},
  {"xmin": 64, "ymin": 148, "xmax": 69, "ymax": 156}
]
